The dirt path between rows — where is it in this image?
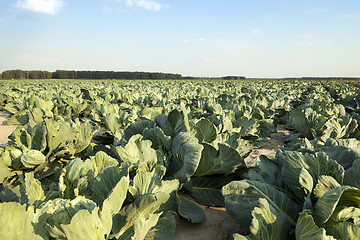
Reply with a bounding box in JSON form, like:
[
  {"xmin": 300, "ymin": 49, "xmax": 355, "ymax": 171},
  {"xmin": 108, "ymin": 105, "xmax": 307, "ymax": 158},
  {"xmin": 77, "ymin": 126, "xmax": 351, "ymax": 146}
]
[
  {"xmin": 0, "ymin": 111, "xmax": 17, "ymax": 147},
  {"xmin": 244, "ymin": 124, "xmax": 291, "ymax": 166}
]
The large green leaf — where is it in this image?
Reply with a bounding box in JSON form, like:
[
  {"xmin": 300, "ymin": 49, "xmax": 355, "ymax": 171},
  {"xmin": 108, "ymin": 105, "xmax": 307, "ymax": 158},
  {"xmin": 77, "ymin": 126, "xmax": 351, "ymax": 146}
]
[
  {"xmin": 233, "ymin": 198, "xmax": 291, "ymax": 240},
  {"xmin": 154, "ymin": 114, "xmax": 175, "ymax": 137},
  {"xmin": 188, "ymin": 175, "xmax": 234, "ymax": 206},
  {"xmin": 344, "ymin": 159, "xmax": 360, "ymax": 188},
  {"xmin": 120, "ymin": 213, "xmax": 161, "ymax": 240},
  {"xmin": 292, "ymin": 107, "xmax": 326, "ymax": 139},
  {"xmin": 113, "ymin": 134, "xmax": 158, "ymax": 166},
  {"xmin": 322, "ymin": 145, "xmax": 360, "ymax": 170},
  {"xmin": 194, "ymin": 142, "xmax": 245, "ymax": 176},
  {"xmin": 323, "ymin": 116, "xmax": 358, "ymax": 140},
  {"xmin": 245, "ymin": 155, "xmax": 283, "ymax": 188},
  {"xmin": 177, "ymin": 196, "xmax": 205, "ymax": 223},
  {"xmin": 0, "ymin": 157, "xmax": 11, "ymax": 183},
  {"xmin": 0, "ymin": 202, "xmax": 42, "ymax": 240},
  {"xmin": 61, "ymin": 207, "xmax": 110, "ymax": 240},
  {"xmin": 167, "ymin": 109, "xmax": 190, "ymax": 135},
  {"xmin": 314, "ymin": 186, "xmax": 360, "ymax": 225},
  {"xmin": 195, "ymin": 119, "xmax": 217, "ymax": 143},
  {"xmin": 144, "ymin": 211, "xmax": 179, "ymax": 240},
  {"xmin": 222, "ymin": 180, "xmax": 300, "ymax": 228},
  {"xmin": 60, "ymin": 158, "xmax": 95, "ymax": 199},
  {"xmin": 129, "ymin": 165, "xmax": 166, "ymax": 199},
  {"xmin": 46, "ymin": 119, "xmax": 77, "ymax": 155},
  {"xmin": 8, "ymin": 120, "xmax": 47, "ymax": 152},
  {"xmin": 328, "ymin": 222, "xmax": 360, "ymax": 240},
  {"xmin": 111, "ymin": 192, "xmax": 170, "ymax": 239},
  {"xmin": 142, "ymin": 127, "xmax": 172, "ymax": 151},
  {"xmin": 167, "ymin": 132, "xmax": 203, "ymax": 183},
  {"xmin": 91, "ymin": 166, "xmax": 129, "ymax": 211},
  {"xmin": 313, "ymin": 175, "xmax": 341, "ymax": 198},
  {"xmin": 72, "ymin": 120, "xmax": 99, "ymax": 153},
  {"xmin": 22, "ymin": 172, "xmax": 45, "ymax": 206},
  {"xmin": 89, "ymin": 151, "xmax": 119, "ymax": 176},
  {"xmin": 279, "ymin": 151, "xmax": 344, "ymax": 200},
  {"xmin": 295, "ymin": 211, "xmax": 335, "ymax": 240}
]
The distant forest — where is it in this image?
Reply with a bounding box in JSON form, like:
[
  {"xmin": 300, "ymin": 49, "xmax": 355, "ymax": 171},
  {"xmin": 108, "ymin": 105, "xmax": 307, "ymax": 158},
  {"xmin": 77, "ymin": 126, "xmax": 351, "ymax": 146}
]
[
  {"xmin": 0, "ymin": 69, "xmax": 359, "ymax": 81},
  {"xmin": 0, "ymin": 69, "xmax": 182, "ymax": 80},
  {"xmin": 0, "ymin": 69, "xmax": 247, "ymax": 80}
]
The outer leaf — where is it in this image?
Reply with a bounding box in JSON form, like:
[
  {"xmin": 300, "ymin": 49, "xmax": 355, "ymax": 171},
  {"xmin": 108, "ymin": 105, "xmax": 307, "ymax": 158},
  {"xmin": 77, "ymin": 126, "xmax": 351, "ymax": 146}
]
[
  {"xmin": 234, "ymin": 198, "xmax": 291, "ymax": 240},
  {"xmin": 111, "ymin": 192, "xmax": 170, "ymax": 239},
  {"xmin": 73, "ymin": 120, "xmax": 99, "ymax": 153},
  {"xmin": 144, "ymin": 211, "xmax": 179, "ymax": 240},
  {"xmin": 194, "ymin": 143, "xmax": 245, "ymax": 176},
  {"xmin": 280, "ymin": 151, "xmax": 344, "ymax": 200},
  {"xmin": 142, "ymin": 127, "xmax": 172, "ymax": 151},
  {"xmin": 344, "ymin": 158, "xmax": 360, "ymax": 188},
  {"xmin": 177, "ymin": 196, "xmax": 205, "ymax": 223},
  {"xmin": 295, "ymin": 211, "xmax": 335, "ymax": 240},
  {"xmin": 92, "ymin": 166, "xmax": 128, "ymax": 210},
  {"xmin": 0, "ymin": 157, "xmax": 11, "ymax": 183},
  {"xmin": 0, "ymin": 202, "xmax": 42, "ymax": 240},
  {"xmin": 196, "ymin": 119, "xmax": 217, "ymax": 143},
  {"xmin": 8, "ymin": 120, "xmax": 47, "ymax": 151},
  {"xmin": 167, "ymin": 109, "xmax": 190, "ymax": 135},
  {"xmin": 222, "ymin": 180, "xmax": 300, "ymax": 228},
  {"xmin": 245, "ymin": 155, "xmax": 283, "ymax": 188},
  {"xmin": 322, "ymin": 145, "xmax": 360, "ymax": 170},
  {"xmin": 114, "ymin": 134, "xmax": 158, "ymax": 166},
  {"xmin": 103, "ymin": 176, "xmax": 129, "ymax": 216},
  {"xmin": 313, "ymin": 175, "xmax": 341, "ymax": 198},
  {"xmin": 46, "ymin": 119, "xmax": 76, "ymax": 155},
  {"xmin": 61, "ymin": 207, "xmax": 109, "ymax": 240},
  {"xmin": 121, "ymin": 213, "xmax": 162, "ymax": 240},
  {"xmin": 329, "ymin": 222, "xmax": 360, "ymax": 240},
  {"xmin": 168, "ymin": 132, "xmax": 203, "ymax": 183},
  {"xmin": 189, "ymin": 175, "xmax": 234, "ymax": 206},
  {"xmin": 154, "ymin": 114, "xmax": 175, "ymax": 137},
  {"xmin": 314, "ymin": 186, "xmax": 360, "ymax": 225},
  {"xmin": 23, "ymin": 172, "xmax": 45, "ymax": 206},
  {"xmin": 89, "ymin": 151, "xmax": 119, "ymax": 176},
  {"xmin": 129, "ymin": 165, "xmax": 166, "ymax": 199}
]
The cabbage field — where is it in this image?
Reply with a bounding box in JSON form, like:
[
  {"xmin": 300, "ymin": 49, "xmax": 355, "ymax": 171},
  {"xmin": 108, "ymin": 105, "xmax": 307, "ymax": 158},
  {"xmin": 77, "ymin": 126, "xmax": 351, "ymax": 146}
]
[{"xmin": 0, "ymin": 79, "xmax": 360, "ymax": 239}]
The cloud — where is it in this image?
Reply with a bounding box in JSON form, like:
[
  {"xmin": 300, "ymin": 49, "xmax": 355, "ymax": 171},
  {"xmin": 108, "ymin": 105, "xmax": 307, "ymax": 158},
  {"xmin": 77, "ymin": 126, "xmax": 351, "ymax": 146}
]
[
  {"xmin": 119, "ymin": 0, "xmax": 163, "ymax": 11},
  {"xmin": 16, "ymin": 0, "xmax": 64, "ymax": 15},
  {"xmin": 0, "ymin": 19, "xmax": 4, "ymax": 23},
  {"xmin": 251, "ymin": 28, "xmax": 260, "ymax": 34},
  {"xmin": 182, "ymin": 37, "xmax": 205, "ymax": 44}
]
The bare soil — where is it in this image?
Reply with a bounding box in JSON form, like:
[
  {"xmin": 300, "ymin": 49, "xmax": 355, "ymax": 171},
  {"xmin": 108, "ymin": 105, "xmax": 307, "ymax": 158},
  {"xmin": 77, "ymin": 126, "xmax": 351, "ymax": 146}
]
[
  {"xmin": 174, "ymin": 194, "xmax": 247, "ymax": 240},
  {"xmin": 244, "ymin": 124, "xmax": 291, "ymax": 167},
  {"xmin": 0, "ymin": 112, "xmax": 17, "ymax": 147}
]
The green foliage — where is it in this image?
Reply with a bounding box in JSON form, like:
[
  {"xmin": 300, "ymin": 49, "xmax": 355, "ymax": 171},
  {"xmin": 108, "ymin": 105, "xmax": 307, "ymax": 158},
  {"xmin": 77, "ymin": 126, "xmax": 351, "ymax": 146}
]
[{"xmin": 1, "ymin": 79, "xmax": 360, "ymax": 239}]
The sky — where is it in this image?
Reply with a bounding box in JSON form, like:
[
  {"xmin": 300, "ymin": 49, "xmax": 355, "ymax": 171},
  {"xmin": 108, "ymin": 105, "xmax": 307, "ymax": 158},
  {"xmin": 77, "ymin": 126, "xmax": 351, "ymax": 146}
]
[{"xmin": 0, "ymin": 0, "xmax": 360, "ymax": 78}]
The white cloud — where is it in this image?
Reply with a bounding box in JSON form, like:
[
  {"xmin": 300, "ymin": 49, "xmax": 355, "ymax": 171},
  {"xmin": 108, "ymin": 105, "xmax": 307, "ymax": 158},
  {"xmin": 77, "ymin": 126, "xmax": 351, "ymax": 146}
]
[
  {"xmin": 16, "ymin": 0, "xmax": 64, "ymax": 15},
  {"xmin": 0, "ymin": 19, "xmax": 4, "ymax": 22},
  {"xmin": 251, "ymin": 28, "xmax": 260, "ymax": 34},
  {"xmin": 120, "ymin": 0, "xmax": 163, "ymax": 11}
]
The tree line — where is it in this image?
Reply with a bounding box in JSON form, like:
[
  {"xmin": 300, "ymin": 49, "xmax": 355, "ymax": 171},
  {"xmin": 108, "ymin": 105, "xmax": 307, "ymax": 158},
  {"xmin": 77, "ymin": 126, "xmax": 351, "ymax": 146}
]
[
  {"xmin": 0, "ymin": 70, "xmax": 52, "ymax": 79},
  {"xmin": 0, "ymin": 69, "xmax": 182, "ymax": 80}
]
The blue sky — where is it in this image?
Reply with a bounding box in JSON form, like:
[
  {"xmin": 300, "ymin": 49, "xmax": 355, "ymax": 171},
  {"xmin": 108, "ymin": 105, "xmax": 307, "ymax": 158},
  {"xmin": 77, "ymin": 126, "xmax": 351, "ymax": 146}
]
[{"xmin": 0, "ymin": 0, "xmax": 360, "ymax": 78}]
